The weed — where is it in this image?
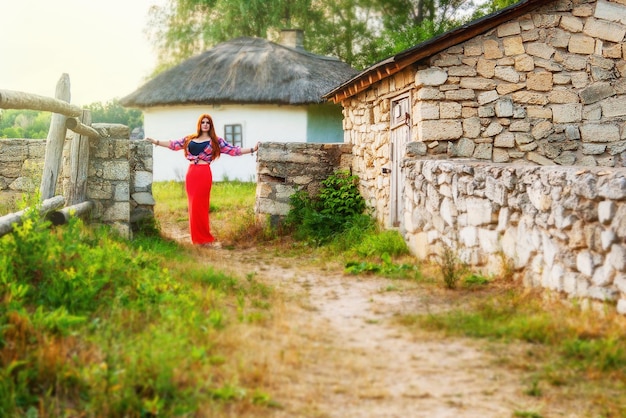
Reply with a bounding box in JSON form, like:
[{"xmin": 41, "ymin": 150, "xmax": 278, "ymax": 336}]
[{"xmin": 436, "ymin": 246, "xmax": 467, "ymax": 289}]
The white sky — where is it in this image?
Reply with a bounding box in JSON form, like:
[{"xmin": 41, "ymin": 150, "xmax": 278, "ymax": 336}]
[{"xmin": 1, "ymin": 0, "xmax": 164, "ymax": 106}]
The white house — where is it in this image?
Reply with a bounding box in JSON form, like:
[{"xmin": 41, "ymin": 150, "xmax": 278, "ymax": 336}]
[{"xmin": 120, "ymin": 30, "xmax": 358, "ymax": 181}]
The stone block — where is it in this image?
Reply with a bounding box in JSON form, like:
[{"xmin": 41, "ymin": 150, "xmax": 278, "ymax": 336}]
[
  {"xmin": 477, "ymin": 58, "xmax": 496, "ymax": 78},
  {"xmin": 477, "ymin": 90, "xmax": 499, "ymax": 105},
  {"xmin": 462, "ymin": 117, "xmax": 481, "ymax": 138},
  {"xmin": 494, "ymin": 66, "xmax": 520, "ymax": 83},
  {"xmin": 527, "ymin": 71, "xmax": 553, "ymax": 91},
  {"xmin": 583, "ymin": 18, "xmax": 626, "ymax": 43},
  {"xmin": 601, "ymin": 96, "xmax": 626, "ymax": 117},
  {"xmin": 580, "ymin": 123, "xmax": 620, "ymax": 143},
  {"xmin": 473, "ymin": 143, "xmax": 493, "ymax": 160},
  {"xmin": 448, "ymin": 65, "xmax": 477, "ymax": 77},
  {"xmin": 483, "ymin": 39, "xmax": 503, "ymax": 59},
  {"xmin": 418, "ymin": 120, "xmax": 463, "ymax": 142},
  {"xmin": 526, "ymin": 42, "xmax": 555, "ymax": 60},
  {"xmin": 460, "ymin": 77, "xmax": 497, "ymax": 90},
  {"xmin": 568, "ymin": 34, "xmax": 596, "ymax": 54},
  {"xmin": 514, "ymin": 54, "xmax": 535, "ymax": 72},
  {"xmin": 594, "ymin": 0, "xmax": 626, "ymax": 26},
  {"xmin": 415, "ymin": 102, "xmax": 440, "ymax": 120},
  {"xmin": 548, "ymin": 89, "xmax": 579, "ymax": 104},
  {"xmin": 496, "ymin": 82, "xmax": 526, "ymax": 95},
  {"xmin": 552, "ymin": 103, "xmax": 583, "ymax": 123},
  {"xmin": 445, "ymin": 89, "xmax": 475, "ymax": 100},
  {"xmin": 494, "ymin": 132, "xmax": 515, "ymax": 148},
  {"xmin": 512, "ymin": 91, "xmax": 548, "ymax": 105},
  {"xmin": 495, "ymin": 97, "xmax": 514, "ymax": 117},
  {"xmin": 415, "ymin": 68, "xmax": 448, "ymax": 87},
  {"xmin": 503, "ymin": 36, "xmax": 525, "ymax": 56},
  {"xmin": 440, "ymin": 102, "xmax": 462, "ymax": 119},
  {"xmin": 498, "ymin": 21, "xmax": 521, "ymax": 37},
  {"xmin": 560, "ymin": 15, "xmax": 584, "ymax": 32}
]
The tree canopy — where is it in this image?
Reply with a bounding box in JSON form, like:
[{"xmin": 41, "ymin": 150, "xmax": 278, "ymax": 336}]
[{"xmin": 147, "ymin": 0, "xmax": 519, "ymax": 71}]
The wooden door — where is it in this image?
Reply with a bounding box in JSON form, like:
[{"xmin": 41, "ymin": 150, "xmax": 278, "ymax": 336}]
[{"xmin": 389, "ymin": 94, "xmax": 411, "ymax": 227}]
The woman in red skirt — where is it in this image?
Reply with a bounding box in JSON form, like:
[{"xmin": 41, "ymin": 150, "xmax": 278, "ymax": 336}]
[{"xmin": 146, "ymin": 113, "xmax": 259, "ymax": 247}]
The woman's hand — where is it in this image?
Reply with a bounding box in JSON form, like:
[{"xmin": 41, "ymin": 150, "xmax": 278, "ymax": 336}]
[{"xmin": 145, "ymin": 137, "xmax": 157, "ymax": 146}]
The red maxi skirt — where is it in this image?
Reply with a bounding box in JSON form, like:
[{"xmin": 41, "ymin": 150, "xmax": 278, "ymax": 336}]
[{"xmin": 185, "ymin": 164, "xmax": 215, "ymax": 245}]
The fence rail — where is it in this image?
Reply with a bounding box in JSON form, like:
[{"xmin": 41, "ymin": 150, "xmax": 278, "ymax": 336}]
[{"xmin": 0, "ymin": 73, "xmax": 96, "ymax": 237}]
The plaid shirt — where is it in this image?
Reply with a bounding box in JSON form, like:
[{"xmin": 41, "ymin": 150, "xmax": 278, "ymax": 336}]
[{"xmin": 169, "ymin": 136, "xmax": 242, "ymax": 163}]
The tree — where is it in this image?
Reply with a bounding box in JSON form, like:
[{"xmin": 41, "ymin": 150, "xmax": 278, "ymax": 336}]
[
  {"xmin": 0, "ymin": 109, "xmax": 50, "ymax": 139},
  {"xmin": 147, "ymin": 0, "xmax": 519, "ymax": 71},
  {"xmin": 0, "ymin": 101, "xmax": 143, "ymax": 140},
  {"xmin": 85, "ymin": 100, "xmax": 143, "ymax": 131}
]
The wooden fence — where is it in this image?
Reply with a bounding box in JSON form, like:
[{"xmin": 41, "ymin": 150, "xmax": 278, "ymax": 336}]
[{"xmin": 0, "ymin": 74, "xmax": 101, "ymax": 237}]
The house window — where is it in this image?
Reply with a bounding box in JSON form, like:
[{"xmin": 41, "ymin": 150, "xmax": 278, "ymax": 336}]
[{"xmin": 224, "ymin": 124, "xmax": 243, "ymax": 146}]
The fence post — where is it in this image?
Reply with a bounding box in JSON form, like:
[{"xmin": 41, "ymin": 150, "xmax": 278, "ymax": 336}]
[
  {"xmin": 67, "ymin": 109, "xmax": 91, "ymax": 205},
  {"xmin": 40, "ymin": 73, "xmax": 71, "ymax": 200}
]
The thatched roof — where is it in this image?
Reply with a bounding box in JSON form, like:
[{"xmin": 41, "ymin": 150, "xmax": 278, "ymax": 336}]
[{"xmin": 120, "ymin": 37, "xmax": 358, "ymax": 108}]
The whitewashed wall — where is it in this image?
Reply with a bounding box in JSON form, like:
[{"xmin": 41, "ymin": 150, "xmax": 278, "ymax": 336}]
[{"xmin": 144, "ymin": 104, "xmax": 307, "ymax": 182}]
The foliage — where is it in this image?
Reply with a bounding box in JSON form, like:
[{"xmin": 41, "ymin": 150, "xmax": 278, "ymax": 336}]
[
  {"xmin": 0, "ymin": 109, "xmax": 50, "ymax": 139},
  {"xmin": 0, "ymin": 100, "xmax": 143, "ymax": 140},
  {"xmin": 85, "ymin": 99, "xmax": 144, "ymax": 131},
  {"xmin": 284, "ymin": 170, "xmax": 366, "ymax": 245},
  {"xmin": 147, "ymin": 0, "xmax": 517, "ymax": 71},
  {"xmin": 0, "ymin": 195, "xmax": 274, "ymax": 416}
]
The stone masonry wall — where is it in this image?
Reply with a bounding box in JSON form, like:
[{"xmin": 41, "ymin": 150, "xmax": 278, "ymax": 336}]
[
  {"xmin": 338, "ymin": 0, "xmax": 626, "ymax": 314},
  {"xmin": 344, "ymin": 0, "xmax": 626, "ymax": 225},
  {"xmin": 0, "ymin": 124, "xmax": 154, "ymax": 238},
  {"xmin": 402, "ymin": 158, "xmax": 626, "ymax": 314},
  {"xmin": 256, "ymin": 142, "xmax": 353, "ymax": 224}
]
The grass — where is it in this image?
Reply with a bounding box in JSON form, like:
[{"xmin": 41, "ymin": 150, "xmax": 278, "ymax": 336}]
[
  {"xmin": 398, "ymin": 286, "xmax": 626, "ymax": 417},
  {"xmin": 2, "ymin": 180, "xmax": 626, "ymax": 417}
]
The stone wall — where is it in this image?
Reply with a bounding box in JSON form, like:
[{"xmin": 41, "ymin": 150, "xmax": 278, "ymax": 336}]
[
  {"xmin": 255, "ymin": 142, "xmax": 353, "ymax": 224},
  {"xmin": 0, "ymin": 124, "xmax": 154, "ymax": 237},
  {"xmin": 402, "ymin": 158, "xmax": 626, "ymax": 313},
  {"xmin": 344, "ymin": 0, "xmax": 626, "ymax": 225},
  {"xmin": 335, "ymin": 0, "xmax": 626, "ymax": 314}
]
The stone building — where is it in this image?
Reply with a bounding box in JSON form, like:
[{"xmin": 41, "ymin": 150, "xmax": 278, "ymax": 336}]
[
  {"xmin": 321, "ymin": 0, "xmax": 626, "ymax": 312},
  {"xmin": 325, "ymin": 0, "xmax": 626, "ymax": 227}
]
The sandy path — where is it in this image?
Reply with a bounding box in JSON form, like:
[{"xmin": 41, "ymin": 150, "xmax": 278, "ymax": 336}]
[
  {"xmin": 246, "ymin": 268, "xmax": 545, "ymax": 418},
  {"xmin": 167, "ymin": 226, "xmax": 574, "ymax": 417}
]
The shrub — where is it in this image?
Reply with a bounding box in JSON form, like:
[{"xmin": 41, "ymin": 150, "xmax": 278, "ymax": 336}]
[{"xmin": 285, "ymin": 170, "xmax": 366, "ymax": 245}]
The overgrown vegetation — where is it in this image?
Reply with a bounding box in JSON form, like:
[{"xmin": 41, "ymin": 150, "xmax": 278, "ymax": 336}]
[
  {"xmin": 283, "ymin": 170, "xmax": 419, "ymax": 280},
  {"xmin": 0, "ymin": 193, "xmax": 274, "ymax": 416},
  {"xmin": 2, "ymin": 176, "xmax": 625, "ymax": 417}
]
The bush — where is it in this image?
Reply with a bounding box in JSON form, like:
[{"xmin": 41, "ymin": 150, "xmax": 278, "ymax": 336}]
[{"xmin": 285, "ymin": 170, "xmax": 366, "ymax": 245}]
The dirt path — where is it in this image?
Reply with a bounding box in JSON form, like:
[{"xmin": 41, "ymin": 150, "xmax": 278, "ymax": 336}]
[{"xmin": 167, "ymin": 228, "xmax": 572, "ymax": 417}]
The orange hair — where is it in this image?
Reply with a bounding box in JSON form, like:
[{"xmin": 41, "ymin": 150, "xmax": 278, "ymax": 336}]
[{"xmin": 183, "ymin": 113, "xmax": 221, "ymax": 160}]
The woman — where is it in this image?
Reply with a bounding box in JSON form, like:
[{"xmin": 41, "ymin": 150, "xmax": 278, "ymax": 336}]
[{"xmin": 146, "ymin": 113, "xmax": 259, "ymax": 247}]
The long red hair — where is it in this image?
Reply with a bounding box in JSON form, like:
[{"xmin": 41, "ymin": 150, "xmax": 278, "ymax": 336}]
[{"xmin": 183, "ymin": 113, "xmax": 221, "ymax": 160}]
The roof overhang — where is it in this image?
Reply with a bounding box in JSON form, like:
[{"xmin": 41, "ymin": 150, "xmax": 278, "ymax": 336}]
[{"xmin": 324, "ymin": 0, "xmax": 547, "ymax": 104}]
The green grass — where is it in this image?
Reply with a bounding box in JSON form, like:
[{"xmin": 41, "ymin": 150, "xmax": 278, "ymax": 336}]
[
  {"xmin": 0, "ymin": 183, "xmax": 275, "ymax": 417},
  {"xmin": 399, "ymin": 288, "xmax": 626, "ymax": 417}
]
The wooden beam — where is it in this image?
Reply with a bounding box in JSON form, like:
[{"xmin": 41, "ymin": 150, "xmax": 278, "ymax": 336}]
[
  {"xmin": 46, "ymin": 201, "xmax": 94, "ymax": 226},
  {"xmin": 0, "ymin": 195, "xmax": 65, "ymax": 237},
  {"xmin": 0, "ymin": 88, "xmax": 82, "ymax": 117},
  {"xmin": 66, "ymin": 116, "xmax": 101, "ymax": 139},
  {"xmin": 40, "ymin": 74, "xmax": 71, "ymax": 200},
  {"xmin": 67, "ymin": 110, "xmax": 92, "ymax": 205}
]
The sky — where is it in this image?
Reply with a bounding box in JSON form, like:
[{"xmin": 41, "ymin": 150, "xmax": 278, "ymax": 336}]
[{"xmin": 1, "ymin": 0, "xmax": 165, "ymax": 106}]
